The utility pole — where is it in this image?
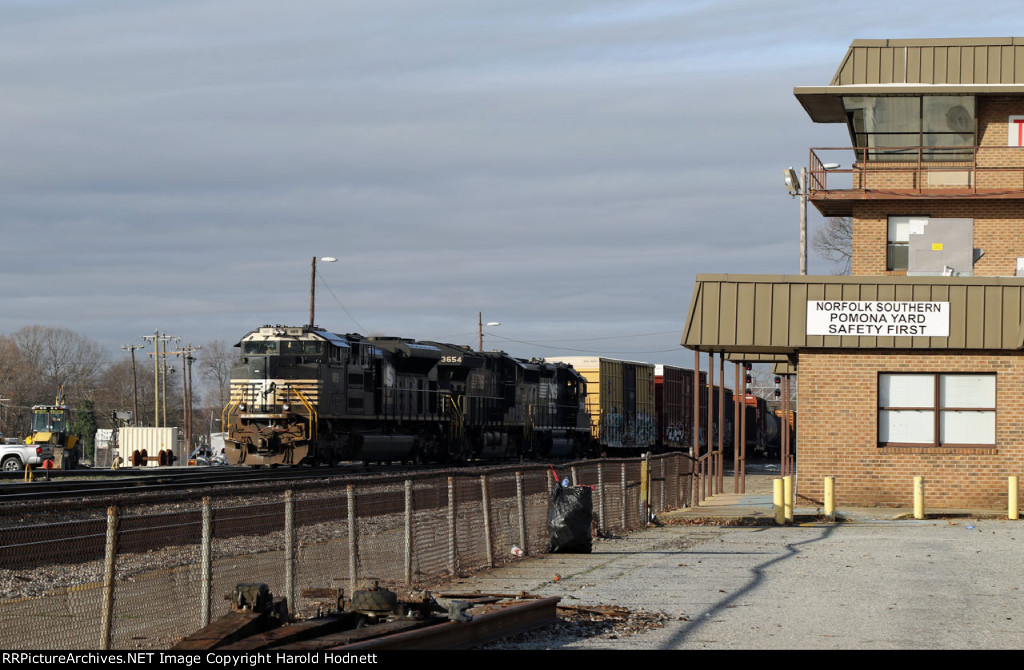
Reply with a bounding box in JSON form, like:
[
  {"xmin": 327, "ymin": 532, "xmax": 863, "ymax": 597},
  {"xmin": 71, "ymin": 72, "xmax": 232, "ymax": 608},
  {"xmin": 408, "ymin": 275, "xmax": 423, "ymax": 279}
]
[
  {"xmin": 162, "ymin": 335, "xmax": 180, "ymax": 427},
  {"xmin": 142, "ymin": 331, "xmax": 178, "ymax": 427},
  {"xmin": 478, "ymin": 312, "xmax": 500, "ymax": 351},
  {"xmin": 121, "ymin": 344, "xmax": 143, "ymax": 427},
  {"xmin": 168, "ymin": 343, "xmax": 201, "ymax": 454}
]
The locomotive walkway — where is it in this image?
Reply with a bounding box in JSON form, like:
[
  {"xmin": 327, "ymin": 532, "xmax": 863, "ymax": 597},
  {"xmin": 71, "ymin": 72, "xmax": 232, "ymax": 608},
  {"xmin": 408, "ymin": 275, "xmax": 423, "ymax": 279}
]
[{"xmin": 447, "ymin": 473, "xmax": 1023, "ymax": 649}]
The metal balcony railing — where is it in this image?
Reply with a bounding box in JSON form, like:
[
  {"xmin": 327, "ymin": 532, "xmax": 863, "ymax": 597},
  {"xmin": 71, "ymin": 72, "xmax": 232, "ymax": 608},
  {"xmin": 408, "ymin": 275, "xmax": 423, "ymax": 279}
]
[{"xmin": 807, "ymin": 146, "xmax": 1024, "ymax": 196}]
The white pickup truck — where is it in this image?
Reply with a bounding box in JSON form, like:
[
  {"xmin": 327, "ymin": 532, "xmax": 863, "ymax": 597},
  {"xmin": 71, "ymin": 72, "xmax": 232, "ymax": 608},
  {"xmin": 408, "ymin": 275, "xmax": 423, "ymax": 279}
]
[{"xmin": 0, "ymin": 437, "xmax": 53, "ymax": 472}]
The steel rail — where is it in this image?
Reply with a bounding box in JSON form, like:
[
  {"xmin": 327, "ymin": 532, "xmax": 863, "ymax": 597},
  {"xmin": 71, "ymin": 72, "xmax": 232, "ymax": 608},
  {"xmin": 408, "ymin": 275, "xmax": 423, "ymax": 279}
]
[{"xmin": 328, "ymin": 597, "xmax": 561, "ymax": 650}]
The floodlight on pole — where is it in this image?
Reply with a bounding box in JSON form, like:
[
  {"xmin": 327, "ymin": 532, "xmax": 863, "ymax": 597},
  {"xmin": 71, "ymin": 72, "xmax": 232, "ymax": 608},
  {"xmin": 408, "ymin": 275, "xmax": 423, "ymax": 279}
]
[
  {"xmin": 782, "ymin": 166, "xmax": 808, "ymax": 275},
  {"xmin": 309, "ymin": 256, "xmax": 338, "ymax": 328}
]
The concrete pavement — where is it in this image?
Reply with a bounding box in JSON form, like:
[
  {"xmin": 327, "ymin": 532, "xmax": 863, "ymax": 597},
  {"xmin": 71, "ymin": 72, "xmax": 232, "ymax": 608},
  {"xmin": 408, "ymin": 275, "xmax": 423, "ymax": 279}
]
[{"xmin": 441, "ymin": 474, "xmax": 1024, "ymax": 649}]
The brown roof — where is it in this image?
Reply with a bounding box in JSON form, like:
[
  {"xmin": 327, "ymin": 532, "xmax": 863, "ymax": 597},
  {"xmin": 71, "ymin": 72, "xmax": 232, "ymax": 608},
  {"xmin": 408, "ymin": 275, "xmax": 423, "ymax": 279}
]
[
  {"xmin": 796, "ymin": 38, "xmax": 1024, "ymax": 123},
  {"xmin": 682, "ymin": 274, "xmax": 1024, "ymax": 354}
]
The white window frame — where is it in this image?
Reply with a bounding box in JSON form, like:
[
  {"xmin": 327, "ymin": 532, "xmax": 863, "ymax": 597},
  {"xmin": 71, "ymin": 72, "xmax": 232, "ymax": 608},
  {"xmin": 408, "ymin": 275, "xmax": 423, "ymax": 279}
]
[{"xmin": 878, "ymin": 372, "xmax": 995, "ymax": 448}]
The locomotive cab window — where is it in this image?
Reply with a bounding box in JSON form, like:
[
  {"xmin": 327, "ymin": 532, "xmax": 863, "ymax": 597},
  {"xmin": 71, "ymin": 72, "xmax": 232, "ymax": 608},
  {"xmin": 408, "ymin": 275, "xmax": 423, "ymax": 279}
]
[
  {"xmin": 243, "ymin": 341, "xmax": 278, "ymax": 355},
  {"xmin": 281, "ymin": 341, "xmax": 323, "ymax": 355}
]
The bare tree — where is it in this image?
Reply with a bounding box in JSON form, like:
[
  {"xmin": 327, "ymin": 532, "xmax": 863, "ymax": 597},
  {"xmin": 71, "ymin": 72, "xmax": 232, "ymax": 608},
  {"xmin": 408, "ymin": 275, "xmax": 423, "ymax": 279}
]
[
  {"xmin": 813, "ymin": 216, "xmax": 852, "ymax": 275},
  {"xmin": 198, "ymin": 339, "xmax": 236, "ymax": 406},
  {"xmin": 0, "ymin": 327, "xmax": 105, "ymax": 436},
  {"xmin": 10, "ymin": 325, "xmax": 105, "ymax": 403}
]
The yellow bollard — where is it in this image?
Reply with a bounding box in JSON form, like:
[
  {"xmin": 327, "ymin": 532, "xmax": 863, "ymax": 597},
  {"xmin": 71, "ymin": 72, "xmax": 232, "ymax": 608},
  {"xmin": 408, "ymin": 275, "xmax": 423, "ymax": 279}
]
[
  {"xmin": 824, "ymin": 476, "xmax": 835, "ymax": 520},
  {"xmin": 773, "ymin": 478, "xmax": 785, "ymax": 525},
  {"xmin": 1010, "ymin": 476, "xmax": 1019, "ymax": 520},
  {"xmin": 783, "ymin": 475, "xmax": 794, "ymax": 523},
  {"xmin": 914, "ymin": 476, "xmax": 925, "ymax": 519},
  {"xmin": 23, "ymin": 463, "xmax": 33, "ymax": 483}
]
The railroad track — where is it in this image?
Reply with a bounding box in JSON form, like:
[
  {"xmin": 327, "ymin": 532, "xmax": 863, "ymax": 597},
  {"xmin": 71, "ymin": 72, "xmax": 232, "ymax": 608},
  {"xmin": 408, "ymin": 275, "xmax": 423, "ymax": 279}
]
[{"xmin": 0, "ymin": 463, "xmax": 412, "ymax": 502}]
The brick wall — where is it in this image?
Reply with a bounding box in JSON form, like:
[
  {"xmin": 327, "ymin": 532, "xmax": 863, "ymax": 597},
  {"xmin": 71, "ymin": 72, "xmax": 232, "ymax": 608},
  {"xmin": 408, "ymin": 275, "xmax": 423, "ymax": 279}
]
[
  {"xmin": 851, "ymin": 200, "xmax": 1024, "ymax": 276},
  {"xmin": 849, "ymin": 96, "xmax": 1024, "ymax": 277},
  {"xmin": 797, "ymin": 350, "xmax": 1024, "ymax": 509}
]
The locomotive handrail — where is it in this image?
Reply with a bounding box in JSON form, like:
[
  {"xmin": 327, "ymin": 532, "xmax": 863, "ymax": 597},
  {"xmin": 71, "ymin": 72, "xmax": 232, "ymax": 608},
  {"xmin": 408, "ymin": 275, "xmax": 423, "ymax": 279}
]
[
  {"xmin": 221, "ymin": 396, "xmax": 242, "ymax": 438},
  {"xmin": 286, "ymin": 385, "xmax": 318, "ymax": 443}
]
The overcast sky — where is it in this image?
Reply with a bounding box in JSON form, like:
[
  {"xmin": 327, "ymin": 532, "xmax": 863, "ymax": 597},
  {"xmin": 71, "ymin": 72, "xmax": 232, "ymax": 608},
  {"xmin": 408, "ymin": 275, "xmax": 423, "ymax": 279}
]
[{"xmin": 2, "ymin": 1, "xmax": 1021, "ymax": 369}]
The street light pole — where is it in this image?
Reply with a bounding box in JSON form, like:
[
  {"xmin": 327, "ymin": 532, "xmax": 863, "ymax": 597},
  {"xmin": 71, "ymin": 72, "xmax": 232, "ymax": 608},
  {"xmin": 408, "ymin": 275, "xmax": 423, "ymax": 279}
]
[
  {"xmin": 800, "ymin": 166, "xmax": 808, "ymax": 276},
  {"xmin": 478, "ymin": 312, "xmax": 500, "ymax": 351},
  {"xmin": 783, "ymin": 166, "xmax": 808, "ymax": 276},
  {"xmin": 121, "ymin": 344, "xmax": 143, "ymax": 427}
]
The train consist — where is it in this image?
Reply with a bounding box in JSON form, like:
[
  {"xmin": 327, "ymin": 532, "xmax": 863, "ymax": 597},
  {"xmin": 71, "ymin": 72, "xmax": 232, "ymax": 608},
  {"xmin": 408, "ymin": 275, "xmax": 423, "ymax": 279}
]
[{"xmin": 222, "ymin": 325, "xmax": 781, "ymax": 467}]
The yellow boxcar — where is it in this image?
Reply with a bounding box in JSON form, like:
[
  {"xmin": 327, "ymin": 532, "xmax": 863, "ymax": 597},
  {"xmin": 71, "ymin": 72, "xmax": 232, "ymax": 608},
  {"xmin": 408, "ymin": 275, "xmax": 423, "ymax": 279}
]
[{"xmin": 545, "ymin": 357, "xmax": 656, "ymax": 451}]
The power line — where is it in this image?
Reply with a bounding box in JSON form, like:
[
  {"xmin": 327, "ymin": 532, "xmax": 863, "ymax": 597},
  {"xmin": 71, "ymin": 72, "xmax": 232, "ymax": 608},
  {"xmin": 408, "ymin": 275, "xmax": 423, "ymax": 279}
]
[{"xmin": 317, "ymin": 275, "xmax": 367, "ymax": 332}]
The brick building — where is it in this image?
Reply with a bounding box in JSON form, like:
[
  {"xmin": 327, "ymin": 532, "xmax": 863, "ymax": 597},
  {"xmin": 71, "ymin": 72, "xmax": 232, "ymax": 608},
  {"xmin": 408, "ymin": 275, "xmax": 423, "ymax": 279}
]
[{"xmin": 683, "ymin": 38, "xmax": 1024, "ymax": 508}]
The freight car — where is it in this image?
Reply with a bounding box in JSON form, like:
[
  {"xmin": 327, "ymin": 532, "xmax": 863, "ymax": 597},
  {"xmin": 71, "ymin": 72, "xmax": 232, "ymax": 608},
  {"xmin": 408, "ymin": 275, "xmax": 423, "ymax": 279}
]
[
  {"xmin": 654, "ymin": 364, "xmax": 703, "ymax": 450},
  {"xmin": 222, "ymin": 326, "xmax": 592, "ymax": 467},
  {"xmin": 543, "ymin": 357, "xmax": 657, "ymax": 455}
]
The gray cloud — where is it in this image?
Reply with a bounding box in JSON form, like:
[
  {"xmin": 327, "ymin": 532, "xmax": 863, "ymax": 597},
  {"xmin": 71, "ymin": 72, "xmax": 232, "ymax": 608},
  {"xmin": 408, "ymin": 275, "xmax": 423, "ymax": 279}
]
[{"xmin": 1, "ymin": 0, "xmax": 1021, "ymax": 369}]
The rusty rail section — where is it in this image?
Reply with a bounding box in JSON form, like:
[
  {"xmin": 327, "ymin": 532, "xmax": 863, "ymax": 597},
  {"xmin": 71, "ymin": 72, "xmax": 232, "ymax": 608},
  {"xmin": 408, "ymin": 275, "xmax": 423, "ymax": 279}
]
[
  {"xmin": 175, "ymin": 596, "xmax": 560, "ymax": 651},
  {"xmin": 335, "ymin": 597, "xmax": 560, "ymax": 650}
]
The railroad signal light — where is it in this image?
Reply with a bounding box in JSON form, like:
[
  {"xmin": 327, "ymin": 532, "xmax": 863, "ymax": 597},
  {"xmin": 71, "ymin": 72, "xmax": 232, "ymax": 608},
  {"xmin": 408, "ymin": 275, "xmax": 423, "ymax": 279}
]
[
  {"xmin": 774, "ymin": 388, "xmax": 782, "ymax": 398},
  {"xmin": 745, "ymin": 374, "xmax": 753, "ymax": 384},
  {"xmin": 774, "ymin": 376, "xmax": 782, "ymax": 385}
]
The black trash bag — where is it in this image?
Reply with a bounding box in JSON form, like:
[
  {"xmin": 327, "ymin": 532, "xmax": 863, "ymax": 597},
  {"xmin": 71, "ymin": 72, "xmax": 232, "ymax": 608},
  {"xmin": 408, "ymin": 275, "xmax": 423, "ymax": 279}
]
[{"xmin": 547, "ymin": 485, "xmax": 593, "ymax": 553}]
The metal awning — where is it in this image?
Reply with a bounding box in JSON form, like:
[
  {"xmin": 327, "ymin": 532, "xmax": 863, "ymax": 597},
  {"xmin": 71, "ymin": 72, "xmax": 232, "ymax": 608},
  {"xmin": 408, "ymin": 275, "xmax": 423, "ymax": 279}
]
[{"xmin": 682, "ymin": 273, "xmax": 1024, "ymax": 355}]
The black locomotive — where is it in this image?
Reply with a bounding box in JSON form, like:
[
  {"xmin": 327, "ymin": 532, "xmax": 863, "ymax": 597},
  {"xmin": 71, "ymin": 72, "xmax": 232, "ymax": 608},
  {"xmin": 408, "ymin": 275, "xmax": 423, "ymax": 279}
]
[{"xmin": 223, "ymin": 325, "xmax": 592, "ymax": 466}]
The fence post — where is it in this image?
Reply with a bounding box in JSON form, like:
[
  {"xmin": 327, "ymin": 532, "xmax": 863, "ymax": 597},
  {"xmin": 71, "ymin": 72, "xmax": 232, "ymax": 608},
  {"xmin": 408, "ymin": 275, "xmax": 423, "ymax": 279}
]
[
  {"xmin": 200, "ymin": 497, "xmax": 212, "ymax": 628},
  {"xmin": 620, "ymin": 463, "xmax": 627, "ymax": 530},
  {"xmin": 448, "ymin": 476, "xmax": 456, "ymax": 576},
  {"xmin": 597, "ymin": 462, "xmax": 605, "ymax": 534},
  {"xmin": 641, "ymin": 453, "xmax": 650, "ymax": 525},
  {"xmin": 481, "ymin": 474, "xmax": 494, "ymax": 567},
  {"xmin": 516, "ymin": 471, "xmax": 527, "ymax": 555},
  {"xmin": 347, "ymin": 484, "xmax": 358, "ymax": 593},
  {"xmin": 285, "ymin": 490, "xmax": 295, "ymax": 617},
  {"xmin": 570, "ymin": 466, "xmax": 578, "ymax": 487},
  {"xmin": 404, "ymin": 479, "xmax": 413, "ymax": 586},
  {"xmin": 100, "ymin": 505, "xmax": 119, "ymax": 650},
  {"xmin": 659, "ymin": 456, "xmax": 665, "ymax": 513}
]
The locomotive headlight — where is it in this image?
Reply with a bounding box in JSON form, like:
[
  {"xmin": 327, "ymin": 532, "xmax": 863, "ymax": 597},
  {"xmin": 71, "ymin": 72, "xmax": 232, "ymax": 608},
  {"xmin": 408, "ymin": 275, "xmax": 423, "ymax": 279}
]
[
  {"xmin": 282, "ymin": 403, "xmax": 290, "ymax": 411},
  {"xmin": 239, "ymin": 403, "xmax": 247, "ymax": 411}
]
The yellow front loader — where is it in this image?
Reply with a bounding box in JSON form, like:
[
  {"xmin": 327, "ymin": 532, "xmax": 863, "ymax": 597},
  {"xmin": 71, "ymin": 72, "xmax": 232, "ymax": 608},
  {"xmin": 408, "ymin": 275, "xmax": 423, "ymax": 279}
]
[{"xmin": 24, "ymin": 390, "xmax": 79, "ymax": 469}]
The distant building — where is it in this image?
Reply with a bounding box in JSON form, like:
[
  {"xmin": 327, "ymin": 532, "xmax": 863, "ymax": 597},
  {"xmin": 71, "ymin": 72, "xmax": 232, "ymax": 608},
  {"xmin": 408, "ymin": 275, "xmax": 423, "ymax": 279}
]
[{"xmin": 684, "ymin": 38, "xmax": 1024, "ymax": 508}]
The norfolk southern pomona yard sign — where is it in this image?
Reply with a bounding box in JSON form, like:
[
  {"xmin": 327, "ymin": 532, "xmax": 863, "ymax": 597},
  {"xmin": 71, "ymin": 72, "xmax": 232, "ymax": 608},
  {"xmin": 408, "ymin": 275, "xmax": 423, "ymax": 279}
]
[{"xmin": 806, "ymin": 301, "xmax": 950, "ymax": 337}]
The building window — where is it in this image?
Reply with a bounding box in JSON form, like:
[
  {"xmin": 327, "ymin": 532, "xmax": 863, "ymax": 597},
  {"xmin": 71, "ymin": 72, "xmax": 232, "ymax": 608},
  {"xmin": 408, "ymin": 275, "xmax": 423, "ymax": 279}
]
[
  {"xmin": 878, "ymin": 373, "xmax": 995, "ymax": 447},
  {"xmin": 887, "ymin": 216, "xmax": 926, "ymax": 270},
  {"xmin": 844, "ymin": 95, "xmax": 975, "ymax": 161}
]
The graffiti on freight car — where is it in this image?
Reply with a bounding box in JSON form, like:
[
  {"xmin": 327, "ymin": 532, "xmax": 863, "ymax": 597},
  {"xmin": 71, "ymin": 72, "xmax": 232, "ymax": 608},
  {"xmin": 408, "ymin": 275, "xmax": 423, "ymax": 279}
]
[
  {"xmin": 665, "ymin": 422, "xmax": 684, "ymax": 444},
  {"xmin": 636, "ymin": 411, "xmax": 656, "ymax": 446},
  {"xmin": 603, "ymin": 407, "xmax": 625, "ymax": 448},
  {"xmin": 601, "ymin": 408, "xmax": 657, "ymax": 448}
]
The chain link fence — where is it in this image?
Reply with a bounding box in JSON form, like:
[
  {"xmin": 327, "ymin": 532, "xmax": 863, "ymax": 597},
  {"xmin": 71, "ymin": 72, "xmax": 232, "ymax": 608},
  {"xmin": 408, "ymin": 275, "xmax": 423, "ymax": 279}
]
[{"xmin": 0, "ymin": 453, "xmax": 692, "ymax": 649}]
